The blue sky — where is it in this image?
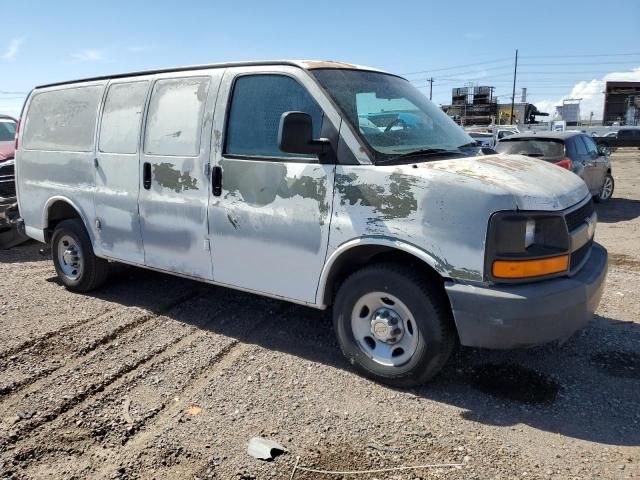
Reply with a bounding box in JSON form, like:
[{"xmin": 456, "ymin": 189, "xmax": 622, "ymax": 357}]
[{"xmin": 2, "ymin": 0, "xmax": 639, "ymax": 118}]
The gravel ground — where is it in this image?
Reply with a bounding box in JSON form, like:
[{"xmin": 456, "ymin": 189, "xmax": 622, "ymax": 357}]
[{"xmin": 0, "ymin": 151, "xmax": 639, "ymax": 480}]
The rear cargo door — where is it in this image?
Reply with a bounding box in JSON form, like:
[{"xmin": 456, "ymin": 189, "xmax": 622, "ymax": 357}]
[{"xmin": 138, "ymin": 71, "xmax": 221, "ymax": 279}]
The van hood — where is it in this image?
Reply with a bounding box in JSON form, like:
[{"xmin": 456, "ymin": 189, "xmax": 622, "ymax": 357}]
[{"xmin": 420, "ymin": 153, "xmax": 589, "ymax": 211}]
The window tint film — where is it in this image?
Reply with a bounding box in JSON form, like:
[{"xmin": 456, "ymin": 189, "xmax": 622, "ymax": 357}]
[
  {"xmin": 225, "ymin": 75, "xmax": 323, "ymax": 158},
  {"xmin": 494, "ymin": 138, "xmax": 565, "ymax": 160},
  {"xmin": 0, "ymin": 121, "xmax": 16, "ymax": 141},
  {"xmin": 23, "ymin": 86, "xmax": 103, "ymax": 151},
  {"xmin": 99, "ymin": 81, "xmax": 148, "ymax": 154},
  {"xmin": 144, "ymin": 77, "xmax": 210, "ymax": 156},
  {"xmin": 618, "ymin": 129, "xmax": 631, "ymax": 138},
  {"xmin": 574, "ymin": 136, "xmax": 588, "ymax": 155},
  {"xmin": 582, "ymin": 135, "xmax": 598, "ymax": 156}
]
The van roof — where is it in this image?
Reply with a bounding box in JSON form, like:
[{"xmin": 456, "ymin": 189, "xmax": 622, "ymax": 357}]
[{"xmin": 36, "ymin": 60, "xmax": 387, "ymax": 89}]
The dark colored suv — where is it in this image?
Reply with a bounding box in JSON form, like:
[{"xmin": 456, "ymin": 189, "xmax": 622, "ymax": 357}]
[{"xmin": 495, "ymin": 131, "xmax": 614, "ymax": 202}]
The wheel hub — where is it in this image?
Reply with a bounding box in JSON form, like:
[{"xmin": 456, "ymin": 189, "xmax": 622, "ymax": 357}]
[
  {"xmin": 370, "ymin": 308, "xmax": 404, "ymax": 344},
  {"xmin": 63, "ymin": 246, "xmax": 80, "ymax": 267}
]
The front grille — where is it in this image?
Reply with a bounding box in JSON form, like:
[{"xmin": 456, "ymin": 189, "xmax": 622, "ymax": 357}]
[
  {"xmin": 570, "ymin": 240, "xmax": 592, "ymax": 271},
  {"xmin": 0, "ymin": 179, "xmax": 16, "ymax": 197},
  {"xmin": 0, "ymin": 162, "xmax": 14, "ymax": 176},
  {"xmin": 565, "ymin": 199, "xmax": 595, "ymax": 232}
]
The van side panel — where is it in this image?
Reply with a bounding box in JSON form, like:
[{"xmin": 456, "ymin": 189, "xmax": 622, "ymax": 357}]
[
  {"xmin": 137, "ymin": 71, "xmax": 222, "ymax": 279},
  {"xmin": 94, "ymin": 79, "xmax": 151, "ymax": 264},
  {"xmin": 16, "ymin": 83, "xmax": 106, "ymax": 245}
]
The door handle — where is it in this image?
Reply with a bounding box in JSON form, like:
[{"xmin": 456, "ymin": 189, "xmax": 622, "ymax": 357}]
[
  {"xmin": 212, "ymin": 165, "xmax": 222, "ymax": 196},
  {"xmin": 143, "ymin": 162, "xmax": 151, "ymax": 190}
]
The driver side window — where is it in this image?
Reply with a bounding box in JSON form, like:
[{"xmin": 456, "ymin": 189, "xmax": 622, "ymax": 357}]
[{"xmin": 225, "ymin": 75, "xmax": 323, "ymax": 159}]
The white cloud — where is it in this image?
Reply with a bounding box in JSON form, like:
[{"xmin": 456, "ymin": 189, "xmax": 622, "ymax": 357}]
[
  {"xmin": 2, "ymin": 37, "xmax": 25, "ymax": 60},
  {"xmin": 534, "ymin": 66, "xmax": 640, "ymax": 120},
  {"xmin": 126, "ymin": 45, "xmax": 152, "ymax": 53},
  {"xmin": 71, "ymin": 48, "xmax": 106, "ymax": 62}
]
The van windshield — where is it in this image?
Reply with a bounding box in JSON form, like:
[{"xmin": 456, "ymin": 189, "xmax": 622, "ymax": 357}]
[
  {"xmin": 0, "ymin": 121, "xmax": 16, "ymax": 142},
  {"xmin": 312, "ymin": 69, "xmax": 474, "ymax": 163}
]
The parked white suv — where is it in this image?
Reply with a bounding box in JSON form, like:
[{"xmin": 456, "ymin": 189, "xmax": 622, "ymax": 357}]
[{"xmin": 15, "ymin": 61, "xmax": 608, "ymax": 386}]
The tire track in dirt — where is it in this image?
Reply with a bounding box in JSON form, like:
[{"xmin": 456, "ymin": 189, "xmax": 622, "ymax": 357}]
[
  {"xmin": 0, "ymin": 291, "xmax": 210, "ymax": 452},
  {"xmin": 0, "ymin": 290, "xmax": 201, "ymax": 397},
  {"xmin": 3, "ymin": 292, "xmax": 276, "ymax": 479},
  {"xmin": 94, "ymin": 303, "xmax": 328, "ymax": 479},
  {"xmin": 93, "ymin": 344, "xmax": 253, "ymax": 480},
  {"xmin": 8, "ymin": 333, "xmax": 240, "ymax": 479},
  {"xmin": 0, "ymin": 304, "xmax": 117, "ymax": 361}
]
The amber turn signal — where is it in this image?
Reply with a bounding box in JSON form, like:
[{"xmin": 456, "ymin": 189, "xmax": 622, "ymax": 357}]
[{"xmin": 492, "ymin": 255, "xmax": 569, "ymax": 279}]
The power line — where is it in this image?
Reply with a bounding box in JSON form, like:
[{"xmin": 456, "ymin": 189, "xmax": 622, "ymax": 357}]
[
  {"xmin": 520, "ymin": 61, "xmax": 640, "ymax": 67},
  {"xmin": 521, "ymin": 52, "xmax": 640, "ymax": 59},
  {"xmin": 401, "ymin": 57, "xmax": 512, "ymax": 76}
]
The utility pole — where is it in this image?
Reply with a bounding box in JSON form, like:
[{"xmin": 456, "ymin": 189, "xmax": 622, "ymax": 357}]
[
  {"xmin": 428, "ymin": 77, "xmax": 434, "ymax": 100},
  {"xmin": 510, "ymin": 49, "xmax": 518, "ymax": 125}
]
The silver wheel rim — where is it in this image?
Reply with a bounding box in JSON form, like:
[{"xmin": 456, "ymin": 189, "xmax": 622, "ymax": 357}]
[
  {"xmin": 350, "ymin": 292, "xmax": 420, "ymax": 367},
  {"xmin": 600, "ymin": 176, "xmax": 613, "ymax": 200},
  {"xmin": 57, "ymin": 234, "xmax": 83, "ymax": 281}
]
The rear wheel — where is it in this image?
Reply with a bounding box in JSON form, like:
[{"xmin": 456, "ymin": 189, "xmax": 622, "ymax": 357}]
[
  {"xmin": 51, "ymin": 219, "xmax": 109, "ymax": 292},
  {"xmin": 595, "ymin": 174, "xmax": 614, "ymax": 203},
  {"xmin": 332, "ymin": 263, "xmax": 456, "ymax": 387}
]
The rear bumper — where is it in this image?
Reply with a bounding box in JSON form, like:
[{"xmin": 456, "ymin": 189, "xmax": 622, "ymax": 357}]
[{"xmin": 446, "ymin": 243, "xmax": 608, "ymax": 349}]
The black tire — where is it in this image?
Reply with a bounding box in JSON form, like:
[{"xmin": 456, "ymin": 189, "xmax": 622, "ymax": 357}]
[
  {"xmin": 332, "ymin": 263, "xmax": 456, "ymax": 387},
  {"xmin": 51, "ymin": 219, "xmax": 109, "ymax": 292},
  {"xmin": 594, "ymin": 173, "xmax": 614, "ymax": 203}
]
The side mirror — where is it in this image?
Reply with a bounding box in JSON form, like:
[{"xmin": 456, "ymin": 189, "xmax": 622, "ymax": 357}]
[
  {"xmin": 597, "ymin": 144, "xmax": 610, "ymax": 156},
  {"xmin": 278, "ymin": 111, "xmax": 330, "ymax": 156}
]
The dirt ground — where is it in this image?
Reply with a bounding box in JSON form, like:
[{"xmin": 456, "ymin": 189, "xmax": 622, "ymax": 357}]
[{"xmin": 1, "ymin": 151, "xmax": 639, "ymax": 480}]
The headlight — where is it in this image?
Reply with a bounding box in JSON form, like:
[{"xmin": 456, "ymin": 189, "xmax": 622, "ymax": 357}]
[
  {"xmin": 524, "ymin": 219, "xmax": 536, "ymax": 249},
  {"xmin": 486, "ymin": 212, "xmax": 570, "ymax": 282}
]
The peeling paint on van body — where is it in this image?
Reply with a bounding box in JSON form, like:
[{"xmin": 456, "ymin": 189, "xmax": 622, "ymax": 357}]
[
  {"xmin": 328, "ymin": 155, "xmax": 588, "ymax": 284},
  {"xmin": 16, "ymin": 60, "xmax": 591, "ymax": 311}
]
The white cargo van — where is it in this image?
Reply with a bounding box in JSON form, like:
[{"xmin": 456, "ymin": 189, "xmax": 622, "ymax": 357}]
[{"xmin": 15, "ymin": 61, "xmax": 607, "ymax": 386}]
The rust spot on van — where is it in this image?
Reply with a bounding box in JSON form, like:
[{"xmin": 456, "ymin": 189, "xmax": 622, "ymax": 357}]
[
  {"xmin": 153, "ymin": 163, "xmax": 198, "ymax": 193},
  {"xmin": 302, "ymin": 60, "xmax": 362, "ymax": 70}
]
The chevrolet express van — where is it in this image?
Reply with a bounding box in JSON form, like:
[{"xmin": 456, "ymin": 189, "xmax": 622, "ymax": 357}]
[{"xmin": 15, "ymin": 61, "xmax": 608, "ymax": 386}]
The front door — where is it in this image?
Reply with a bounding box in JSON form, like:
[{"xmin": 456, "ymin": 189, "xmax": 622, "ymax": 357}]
[
  {"xmin": 209, "ymin": 69, "xmax": 337, "ymax": 304},
  {"xmin": 94, "ymin": 80, "xmax": 150, "ymax": 264},
  {"xmin": 138, "ymin": 73, "xmax": 220, "ymax": 279}
]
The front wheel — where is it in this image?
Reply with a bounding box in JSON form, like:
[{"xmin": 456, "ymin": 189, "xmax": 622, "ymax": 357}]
[
  {"xmin": 595, "ymin": 174, "xmax": 614, "ymax": 203},
  {"xmin": 332, "ymin": 263, "xmax": 456, "ymax": 387},
  {"xmin": 51, "ymin": 219, "xmax": 109, "ymax": 292}
]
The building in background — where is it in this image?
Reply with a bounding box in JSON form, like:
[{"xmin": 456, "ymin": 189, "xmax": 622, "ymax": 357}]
[
  {"xmin": 603, "ymin": 81, "xmax": 640, "ymax": 126},
  {"xmin": 442, "ymin": 85, "xmax": 547, "ymax": 126},
  {"xmin": 554, "ymin": 99, "xmax": 581, "ymax": 126}
]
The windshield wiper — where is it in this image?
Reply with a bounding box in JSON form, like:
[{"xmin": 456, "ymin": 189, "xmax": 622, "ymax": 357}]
[{"xmin": 378, "ymin": 148, "xmax": 462, "ymax": 164}]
